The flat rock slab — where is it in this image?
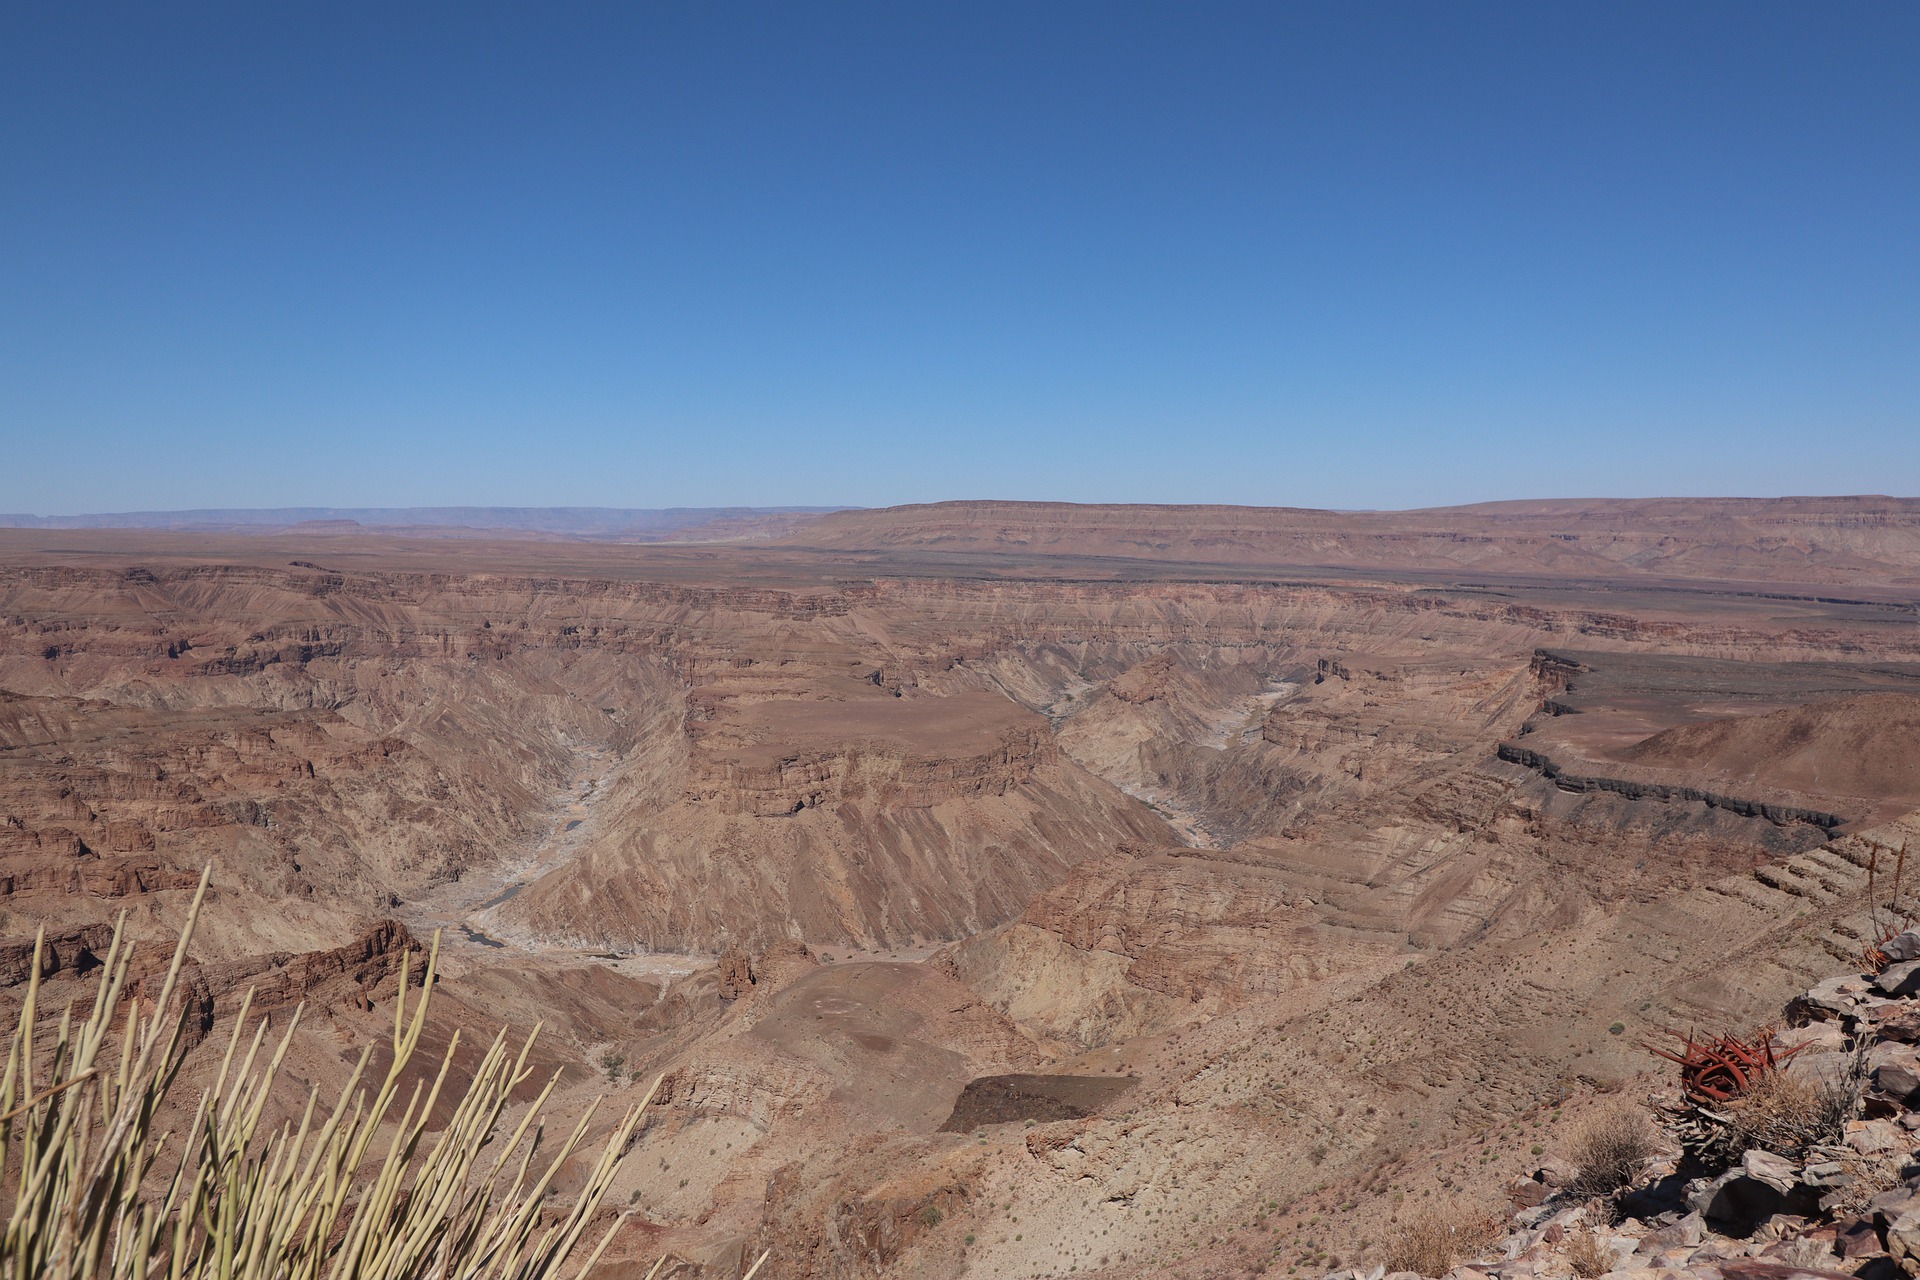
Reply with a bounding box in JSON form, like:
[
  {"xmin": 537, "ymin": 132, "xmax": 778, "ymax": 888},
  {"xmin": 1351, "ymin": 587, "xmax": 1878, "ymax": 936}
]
[{"xmin": 1719, "ymin": 1261, "xmax": 1861, "ymax": 1280}]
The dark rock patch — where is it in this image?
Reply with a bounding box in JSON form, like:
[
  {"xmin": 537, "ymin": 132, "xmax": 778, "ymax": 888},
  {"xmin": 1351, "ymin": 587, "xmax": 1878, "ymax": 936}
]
[{"xmin": 938, "ymin": 1073, "xmax": 1137, "ymax": 1131}]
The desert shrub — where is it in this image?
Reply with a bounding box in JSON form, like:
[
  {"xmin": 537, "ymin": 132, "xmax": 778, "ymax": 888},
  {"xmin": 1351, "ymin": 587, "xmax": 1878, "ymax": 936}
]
[
  {"xmin": 0, "ymin": 869, "xmax": 750, "ymax": 1280},
  {"xmin": 1716, "ymin": 1067, "xmax": 1856, "ymax": 1162},
  {"xmin": 1565, "ymin": 1229, "xmax": 1612, "ymax": 1279},
  {"xmin": 1383, "ymin": 1207, "xmax": 1493, "ymax": 1276},
  {"xmin": 1568, "ymin": 1104, "xmax": 1659, "ymax": 1199}
]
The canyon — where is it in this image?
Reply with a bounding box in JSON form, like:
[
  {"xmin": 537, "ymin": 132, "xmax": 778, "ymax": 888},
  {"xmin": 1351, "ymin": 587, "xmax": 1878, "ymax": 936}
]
[{"xmin": 2, "ymin": 497, "xmax": 1919, "ymax": 1280}]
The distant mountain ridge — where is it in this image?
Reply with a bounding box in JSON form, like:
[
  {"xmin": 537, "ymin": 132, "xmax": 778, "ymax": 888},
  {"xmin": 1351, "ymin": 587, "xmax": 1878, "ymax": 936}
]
[{"xmin": 0, "ymin": 506, "xmax": 856, "ymax": 541}]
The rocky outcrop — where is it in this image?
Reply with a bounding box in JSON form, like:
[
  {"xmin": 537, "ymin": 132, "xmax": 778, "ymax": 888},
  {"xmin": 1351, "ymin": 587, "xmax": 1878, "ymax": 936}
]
[
  {"xmin": 715, "ymin": 949, "xmax": 756, "ymax": 1000},
  {"xmin": 132, "ymin": 918, "xmax": 425, "ymax": 1023},
  {"xmin": 0, "ymin": 917, "xmax": 424, "ymax": 1074},
  {"xmin": 683, "ymin": 722, "xmax": 1056, "ymax": 817},
  {"xmin": 1329, "ymin": 930, "xmax": 1920, "ymax": 1280},
  {"xmin": 1497, "ymin": 743, "xmax": 1849, "ymax": 831},
  {"xmin": 0, "ymin": 921, "xmax": 115, "ymax": 985},
  {"xmin": 0, "ymin": 854, "xmax": 203, "ymax": 900}
]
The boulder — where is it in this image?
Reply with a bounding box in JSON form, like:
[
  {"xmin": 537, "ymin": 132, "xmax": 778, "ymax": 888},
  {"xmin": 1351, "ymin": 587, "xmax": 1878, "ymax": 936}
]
[
  {"xmin": 1789, "ymin": 1050, "xmax": 1864, "ymax": 1089},
  {"xmin": 1534, "ymin": 1159, "xmax": 1580, "ymax": 1189},
  {"xmin": 1878, "ymin": 1066, "xmax": 1920, "ymax": 1105},
  {"xmin": 1744, "ymin": 1149, "xmax": 1802, "ymax": 1194},
  {"xmin": 1800, "ymin": 1161, "xmax": 1850, "ymax": 1188},
  {"xmin": 1639, "ymin": 1212, "xmax": 1708, "ymax": 1250},
  {"xmin": 1797, "ymin": 976, "xmax": 1873, "ymax": 1021},
  {"xmin": 1849, "ymin": 1120, "xmax": 1907, "ymax": 1155},
  {"xmin": 1838, "ymin": 1214, "xmax": 1888, "ymax": 1258},
  {"xmin": 1719, "ymin": 1261, "xmax": 1862, "ymax": 1280},
  {"xmin": 1877, "ymin": 1008, "xmax": 1920, "ymax": 1045},
  {"xmin": 1870, "ymin": 1186, "xmax": 1920, "ymax": 1220},
  {"xmin": 1871, "ymin": 1042, "xmax": 1920, "ymax": 1071},
  {"xmin": 1508, "ymin": 1175, "xmax": 1550, "ymax": 1208},
  {"xmin": 1886, "ymin": 1206, "xmax": 1920, "ymax": 1274},
  {"xmin": 1877, "ymin": 962, "xmax": 1920, "ymax": 1000},
  {"xmin": 1692, "ymin": 1162, "xmax": 1818, "ymax": 1236},
  {"xmin": 1870, "ymin": 1043, "xmax": 1920, "ymax": 1102},
  {"xmin": 1775, "ymin": 1023, "xmax": 1849, "ymax": 1056},
  {"xmin": 1883, "ymin": 932, "xmax": 1920, "ymax": 963}
]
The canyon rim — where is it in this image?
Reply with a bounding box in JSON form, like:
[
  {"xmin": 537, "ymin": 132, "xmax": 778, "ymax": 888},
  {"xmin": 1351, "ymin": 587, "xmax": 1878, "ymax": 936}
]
[{"xmin": 4, "ymin": 497, "xmax": 1919, "ymax": 1277}]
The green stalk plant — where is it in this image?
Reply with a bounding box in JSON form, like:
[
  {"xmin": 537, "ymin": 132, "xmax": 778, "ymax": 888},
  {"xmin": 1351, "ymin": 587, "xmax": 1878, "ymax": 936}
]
[{"xmin": 0, "ymin": 868, "xmax": 766, "ymax": 1280}]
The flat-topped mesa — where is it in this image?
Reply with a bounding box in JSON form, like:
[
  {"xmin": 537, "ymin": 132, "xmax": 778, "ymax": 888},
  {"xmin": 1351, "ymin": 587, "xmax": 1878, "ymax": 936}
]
[
  {"xmin": 683, "ymin": 691, "xmax": 1058, "ymax": 816},
  {"xmin": 782, "ymin": 496, "xmax": 1920, "ymax": 585},
  {"xmin": 1251, "ymin": 653, "xmax": 1546, "ymax": 787},
  {"xmin": 1501, "ymin": 688, "xmax": 1920, "ymax": 834}
]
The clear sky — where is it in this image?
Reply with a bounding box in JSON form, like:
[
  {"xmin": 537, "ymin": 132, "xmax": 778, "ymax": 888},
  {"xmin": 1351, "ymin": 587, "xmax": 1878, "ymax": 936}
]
[{"xmin": 2, "ymin": 3, "xmax": 1914, "ymax": 514}]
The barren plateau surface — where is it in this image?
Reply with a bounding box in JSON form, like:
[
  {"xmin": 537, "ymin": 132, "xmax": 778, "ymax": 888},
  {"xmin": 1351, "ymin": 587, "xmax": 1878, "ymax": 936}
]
[{"xmin": 2, "ymin": 497, "xmax": 1919, "ymax": 1280}]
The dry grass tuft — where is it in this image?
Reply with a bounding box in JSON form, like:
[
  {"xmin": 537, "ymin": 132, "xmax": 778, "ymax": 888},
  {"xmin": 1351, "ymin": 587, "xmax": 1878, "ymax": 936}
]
[
  {"xmin": 1568, "ymin": 1103, "xmax": 1660, "ymax": 1200},
  {"xmin": 1565, "ymin": 1229, "xmax": 1612, "ymax": 1279},
  {"xmin": 1718, "ymin": 1067, "xmax": 1855, "ymax": 1161},
  {"xmin": 1382, "ymin": 1208, "xmax": 1494, "ymax": 1277}
]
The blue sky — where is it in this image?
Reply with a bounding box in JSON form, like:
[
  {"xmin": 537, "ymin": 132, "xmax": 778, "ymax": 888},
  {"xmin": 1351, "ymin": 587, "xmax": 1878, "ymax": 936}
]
[{"xmin": 2, "ymin": 3, "xmax": 1914, "ymax": 513}]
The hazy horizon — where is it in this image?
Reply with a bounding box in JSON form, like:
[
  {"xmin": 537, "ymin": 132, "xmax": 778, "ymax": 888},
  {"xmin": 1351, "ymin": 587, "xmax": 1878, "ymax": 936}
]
[{"xmin": 6, "ymin": 492, "xmax": 1919, "ymax": 534}]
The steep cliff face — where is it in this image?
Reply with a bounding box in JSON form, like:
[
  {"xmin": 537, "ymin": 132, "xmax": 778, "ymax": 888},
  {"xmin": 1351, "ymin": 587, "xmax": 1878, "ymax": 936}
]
[
  {"xmin": 0, "ymin": 634, "xmax": 673, "ymax": 956},
  {"xmin": 682, "ymin": 692, "xmax": 1060, "ymax": 816}
]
